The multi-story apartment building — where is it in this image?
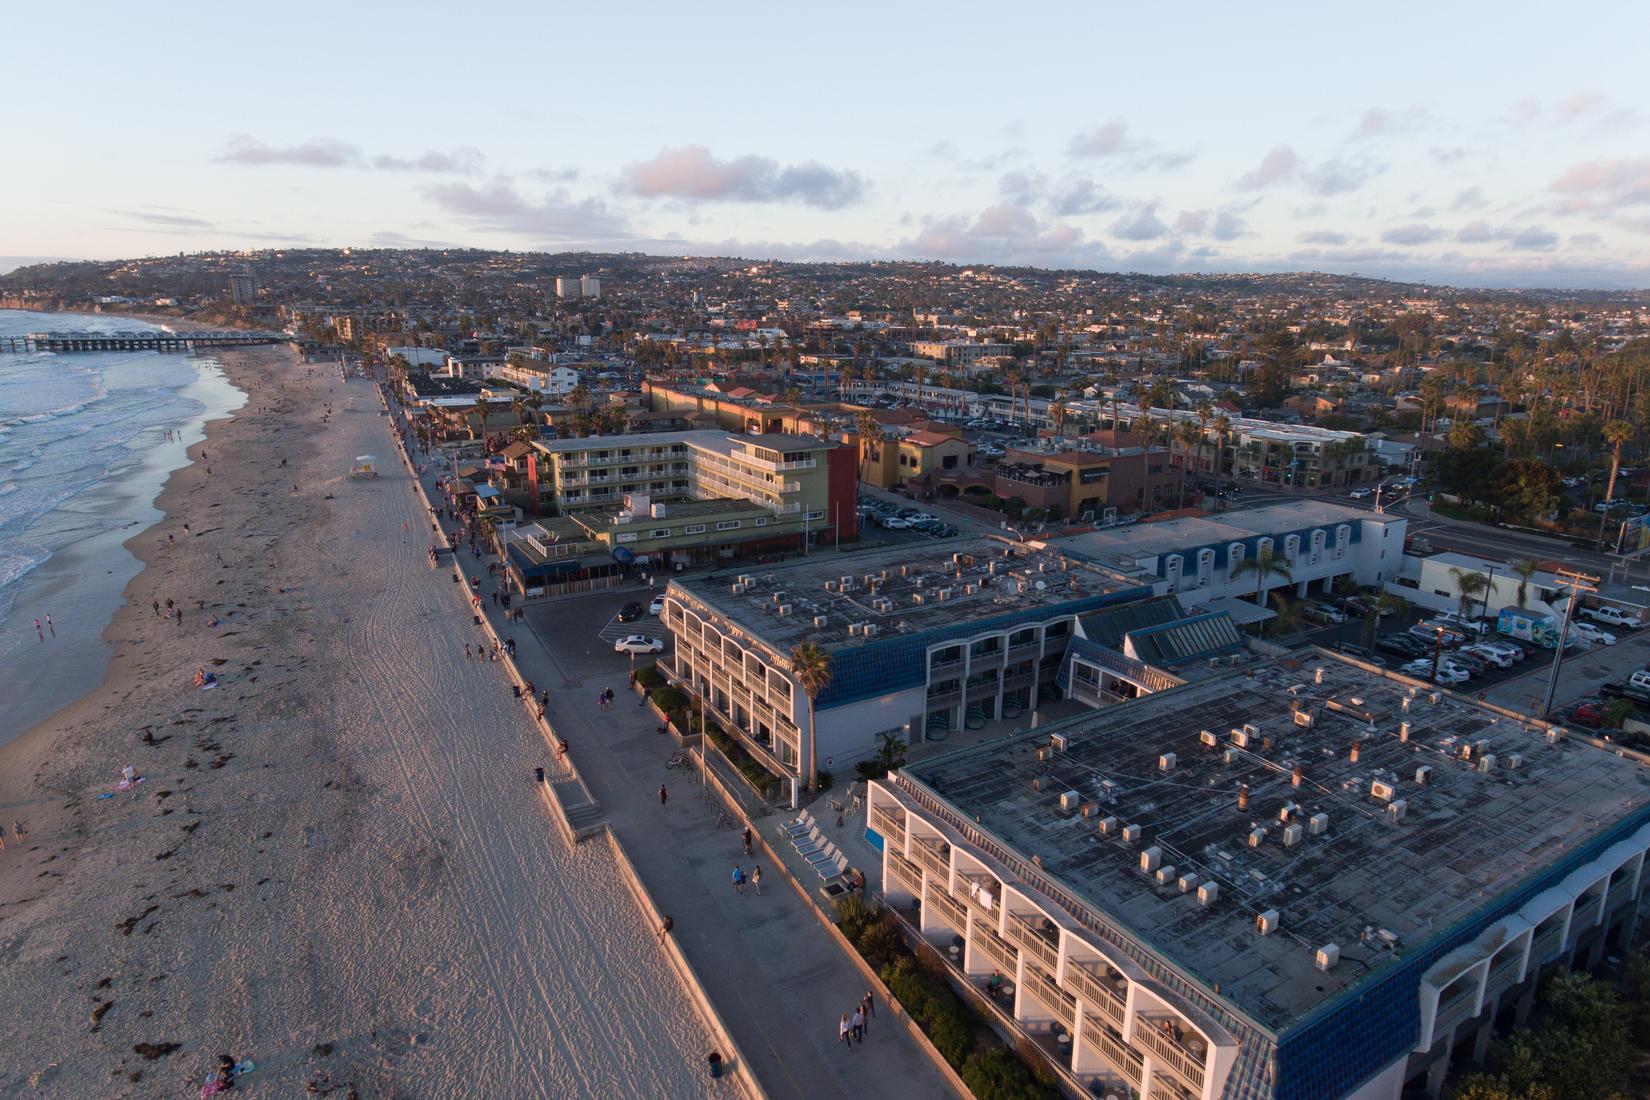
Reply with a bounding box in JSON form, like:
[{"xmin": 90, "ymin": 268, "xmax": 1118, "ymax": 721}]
[
  {"xmin": 910, "ymin": 340, "xmax": 1012, "ymax": 365},
  {"xmin": 498, "ymin": 356, "xmax": 580, "ymax": 395},
  {"xmin": 1052, "ymin": 502, "xmax": 1406, "ymax": 622},
  {"xmin": 870, "ymin": 656, "xmax": 1650, "ymax": 1100},
  {"xmin": 660, "ymin": 538, "xmax": 1154, "ymax": 795},
  {"xmin": 989, "ymin": 443, "xmax": 1182, "ymax": 519}
]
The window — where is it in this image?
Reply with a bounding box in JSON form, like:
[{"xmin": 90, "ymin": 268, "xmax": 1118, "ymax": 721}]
[
  {"xmin": 806, "ymin": 510, "xmax": 826, "ymax": 520},
  {"xmin": 616, "ymin": 532, "xmax": 638, "ymax": 543},
  {"xmin": 650, "ymin": 528, "xmax": 671, "ymax": 538},
  {"xmin": 716, "ymin": 520, "xmax": 741, "ymax": 531},
  {"xmin": 684, "ymin": 523, "xmax": 706, "ymax": 534},
  {"xmin": 754, "ymin": 517, "xmax": 767, "ymax": 527}
]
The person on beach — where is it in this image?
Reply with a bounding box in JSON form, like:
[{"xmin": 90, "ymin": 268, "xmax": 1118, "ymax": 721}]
[
  {"xmin": 33, "ymin": 618, "xmax": 42, "ymax": 640},
  {"xmin": 658, "ymin": 914, "xmax": 673, "ymax": 944},
  {"xmin": 751, "ymin": 864, "xmax": 762, "ymax": 895},
  {"xmin": 153, "ymin": 599, "xmax": 160, "ymax": 616},
  {"xmin": 45, "ymin": 614, "xmax": 53, "ymax": 636},
  {"xmin": 11, "ymin": 821, "xmax": 25, "ymax": 843},
  {"xmin": 540, "ymin": 689, "xmax": 550, "ymax": 710},
  {"xmin": 659, "ymin": 784, "xmax": 669, "ymax": 809},
  {"xmin": 464, "ymin": 643, "xmax": 472, "ymax": 659}
]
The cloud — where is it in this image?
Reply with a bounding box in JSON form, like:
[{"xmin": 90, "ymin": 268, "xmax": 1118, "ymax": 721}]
[
  {"xmin": 1351, "ymin": 106, "xmax": 1432, "ymax": 140},
  {"xmin": 1429, "ymin": 146, "xmax": 1471, "ymax": 165},
  {"xmin": 1237, "ymin": 145, "xmax": 1301, "ymax": 190},
  {"xmin": 900, "ymin": 203, "xmax": 1093, "ymax": 264},
  {"xmin": 1173, "ymin": 208, "xmax": 1247, "ymax": 240},
  {"xmin": 1298, "ymin": 229, "xmax": 1349, "ymax": 245},
  {"xmin": 1048, "ymin": 177, "xmax": 1120, "ymax": 216},
  {"xmin": 371, "ymin": 147, "xmax": 485, "ymax": 173},
  {"xmin": 1308, "ymin": 157, "xmax": 1383, "ymax": 196},
  {"xmin": 1508, "ymin": 226, "xmax": 1559, "ymax": 251},
  {"xmin": 1455, "ymin": 220, "xmax": 1496, "ymax": 244},
  {"xmin": 1452, "ymin": 186, "xmax": 1487, "ymax": 211},
  {"xmin": 1551, "ymin": 158, "xmax": 1650, "ymax": 210},
  {"xmin": 997, "ymin": 170, "xmax": 1045, "ymax": 205},
  {"xmin": 1381, "ymin": 223, "xmax": 1447, "ymax": 246},
  {"xmin": 1569, "ymin": 232, "xmax": 1604, "ymax": 249},
  {"xmin": 214, "ymin": 135, "xmax": 360, "ymax": 168},
  {"xmin": 117, "ymin": 207, "xmax": 216, "ymax": 230},
  {"xmin": 1173, "ymin": 210, "xmax": 1209, "ymax": 235},
  {"xmin": 1068, "ymin": 119, "xmax": 1193, "ymax": 171},
  {"xmin": 621, "ymin": 145, "xmax": 866, "ymax": 208},
  {"xmin": 1211, "ymin": 210, "xmax": 1247, "ymax": 241},
  {"xmin": 423, "ymin": 178, "xmax": 628, "ymax": 240},
  {"xmin": 1110, "ymin": 204, "xmax": 1168, "ymax": 241},
  {"xmin": 1554, "ymin": 91, "xmax": 1605, "ymax": 124}
]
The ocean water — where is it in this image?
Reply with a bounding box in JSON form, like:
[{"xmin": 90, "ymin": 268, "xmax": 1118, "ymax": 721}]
[{"xmin": 0, "ymin": 309, "xmax": 246, "ymax": 743}]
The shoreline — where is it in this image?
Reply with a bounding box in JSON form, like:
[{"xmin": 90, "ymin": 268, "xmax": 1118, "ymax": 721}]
[{"xmin": 0, "ymin": 350, "xmax": 247, "ymax": 746}]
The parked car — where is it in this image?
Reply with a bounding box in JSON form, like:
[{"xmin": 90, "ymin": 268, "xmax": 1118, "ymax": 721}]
[
  {"xmin": 618, "ymin": 601, "xmax": 646, "ymax": 622},
  {"xmin": 1410, "ymin": 621, "xmax": 1469, "ymax": 647},
  {"xmin": 1459, "ymin": 643, "xmax": 1515, "ymax": 669},
  {"xmin": 1446, "ymin": 650, "xmax": 1490, "ymax": 675},
  {"xmin": 1332, "ymin": 643, "xmax": 1387, "ymax": 667},
  {"xmin": 648, "ymin": 594, "xmax": 666, "ymax": 615},
  {"xmin": 1305, "ymin": 603, "xmax": 1348, "ymax": 624},
  {"xmin": 1570, "ymin": 702, "xmax": 1605, "ymax": 728},
  {"xmin": 1582, "ymin": 605, "xmax": 1642, "ymax": 629},
  {"xmin": 614, "ymin": 634, "xmax": 665, "ymax": 655},
  {"xmin": 1400, "ymin": 658, "xmax": 1470, "ymax": 685},
  {"xmin": 1571, "ymin": 621, "xmax": 1618, "ymax": 646},
  {"xmin": 1434, "ymin": 611, "xmax": 1490, "ymax": 636},
  {"xmin": 1377, "ymin": 633, "xmax": 1428, "ymax": 657}
]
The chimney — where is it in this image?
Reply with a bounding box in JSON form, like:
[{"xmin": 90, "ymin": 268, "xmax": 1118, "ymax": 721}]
[
  {"xmin": 1291, "ymin": 764, "xmax": 1303, "ymax": 788},
  {"xmin": 1237, "ymin": 783, "xmax": 1249, "ymax": 811},
  {"xmin": 1349, "ymin": 741, "xmax": 1361, "ymax": 764}
]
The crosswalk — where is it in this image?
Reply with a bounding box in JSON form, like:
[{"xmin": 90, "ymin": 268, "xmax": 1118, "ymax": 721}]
[{"xmin": 597, "ymin": 615, "xmax": 637, "ymax": 643}]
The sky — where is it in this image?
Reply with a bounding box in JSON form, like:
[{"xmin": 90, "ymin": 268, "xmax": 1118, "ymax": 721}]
[{"xmin": 4, "ymin": 1, "xmax": 1649, "ymax": 288}]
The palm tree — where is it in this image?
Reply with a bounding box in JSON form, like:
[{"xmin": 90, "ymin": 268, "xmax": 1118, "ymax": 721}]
[
  {"xmin": 855, "ymin": 412, "xmax": 887, "ymax": 482},
  {"xmin": 790, "ymin": 642, "xmax": 832, "ymax": 792},
  {"xmin": 1511, "ymin": 559, "xmax": 1540, "ymax": 609},
  {"xmin": 1235, "ymin": 545, "xmax": 1293, "ymax": 608},
  {"xmin": 1003, "ymin": 369, "xmax": 1024, "ymax": 429},
  {"xmin": 1213, "ymin": 413, "xmax": 1234, "ymax": 498},
  {"xmin": 1175, "ymin": 422, "xmax": 1202, "ymax": 507},
  {"xmin": 1271, "ymin": 593, "xmax": 1303, "ymax": 636},
  {"xmin": 1598, "ymin": 419, "xmax": 1636, "ymax": 542},
  {"xmin": 1448, "ymin": 568, "xmax": 1490, "ymax": 619}
]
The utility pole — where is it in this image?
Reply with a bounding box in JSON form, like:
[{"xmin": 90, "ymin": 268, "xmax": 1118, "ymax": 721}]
[{"xmin": 1540, "ymin": 568, "xmax": 1599, "ymax": 720}]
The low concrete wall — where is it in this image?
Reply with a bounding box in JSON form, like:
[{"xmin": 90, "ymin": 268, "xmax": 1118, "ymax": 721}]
[{"xmin": 606, "ymin": 827, "xmax": 766, "ymax": 1100}]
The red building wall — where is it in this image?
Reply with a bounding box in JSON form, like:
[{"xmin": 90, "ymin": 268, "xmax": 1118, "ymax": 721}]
[{"xmin": 824, "ymin": 445, "xmax": 860, "ymax": 541}]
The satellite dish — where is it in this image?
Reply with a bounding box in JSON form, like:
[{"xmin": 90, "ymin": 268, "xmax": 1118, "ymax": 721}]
[{"xmin": 1035, "ymin": 580, "xmax": 1047, "ymax": 591}]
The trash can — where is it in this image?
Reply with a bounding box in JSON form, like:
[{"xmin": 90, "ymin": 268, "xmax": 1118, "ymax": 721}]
[{"xmin": 707, "ymin": 1052, "xmax": 722, "ymax": 1079}]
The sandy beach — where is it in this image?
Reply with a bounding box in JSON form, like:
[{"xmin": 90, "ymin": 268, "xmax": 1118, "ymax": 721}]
[{"xmin": 0, "ymin": 347, "xmax": 719, "ymax": 1097}]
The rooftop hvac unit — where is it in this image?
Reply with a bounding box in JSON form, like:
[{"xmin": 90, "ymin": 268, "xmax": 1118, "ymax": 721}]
[
  {"xmin": 1248, "ymin": 827, "xmax": 1267, "ymax": 848},
  {"xmin": 1316, "ymin": 944, "xmax": 1341, "ymax": 972},
  {"xmin": 1100, "ymin": 779, "xmax": 1119, "ymax": 802},
  {"xmin": 1197, "ymin": 882, "xmax": 1220, "ymax": 907},
  {"xmin": 1030, "ymin": 777, "xmax": 1044, "ymax": 792},
  {"xmin": 840, "ymin": 576, "xmax": 854, "ymax": 589},
  {"xmin": 863, "ymin": 624, "xmax": 880, "ymax": 638},
  {"xmin": 1222, "ymin": 748, "xmax": 1239, "ymax": 765},
  {"xmin": 1399, "ymin": 721, "xmax": 1412, "ymax": 742},
  {"xmin": 936, "ymin": 588, "xmax": 953, "ymax": 601},
  {"xmin": 1293, "ymin": 709, "xmax": 1315, "ymax": 728},
  {"xmin": 1313, "ymin": 667, "xmax": 1325, "ymax": 685},
  {"xmin": 1414, "ymin": 765, "xmax": 1433, "ymax": 785},
  {"xmin": 1371, "ymin": 780, "xmax": 1397, "ymax": 802},
  {"xmin": 1097, "ymin": 815, "xmax": 1119, "ymax": 835},
  {"xmin": 1401, "ymin": 696, "xmax": 1411, "ymax": 712},
  {"xmin": 1230, "ymin": 728, "xmax": 1251, "ymax": 748},
  {"xmin": 776, "ymin": 604, "xmax": 792, "ymax": 616},
  {"xmin": 898, "ymin": 564, "xmax": 909, "ymax": 576},
  {"xmin": 1428, "ymin": 692, "xmax": 1442, "ymax": 705},
  {"xmin": 731, "ymin": 583, "xmax": 745, "ymax": 594},
  {"xmin": 1282, "ymin": 823, "xmax": 1304, "ymax": 847},
  {"xmin": 1035, "ymin": 746, "xmax": 1052, "ymax": 762},
  {"xmin": 1386, "ymin": 799, "xmax": 1407, "ymax": 823},
  {"xmin": 1256, "ymin": 909, "xmax": 1280, "ymax": 936},
  {"xmin": 1159, "ymin": 752, "xmax": 1177, "ymax": 773},
  {"xmin": 1140, "ymin": 846, "xmax": 1162, "ymax": 873},
  {"xmin": 1308, "ymin": 811, "xmax": 1330, "ymax": 835},
  {"xmin": 813, "ymin": 616, "xmax": 828, "ymax": 628},
  {"xmin": 824, "ymin": 580, "xmax": 838, "ymax": 591},
  {"xmin": 963, "ymin": 584, "xmax": 978, "ymax": 595},
  {"xmin": 1546, "ymin": 726, "xmax": 1567, "ymax": 744},
  {"xmin": 1079, "ymin": 802, "xmax": 1101, "ymax": 819},
  {"xmin": 1121, "ymin": 823, "xmax": 1142, "ymax": 844},
  {"xmin": 1155, "ymin": 865, "xmax": 1177, "ymax": 885},
  {"xmin": 863, "ymin": 574, "xmax": 879, "ymax": 587},
  {"xmin": 1243, "ymin": 722, "xmax": 1262, "ymax": 740},
  {"xmin": 1506, "ymin": 753, "xmax": 1523, "ymax": 770},
  {"xmin": 1199, "ymin": 730, "xmax": 1219, "ymax": 749},
  {"xmin": 1177, "ymin": 872, "xmax": 1200, "ymax": 893},
  {"xmin": 1058, "ymin": 790, "xmax": 1082, "ymax": 813},
  {"xmin": 1050, "ymin": 733, "xmax": 1069, "ymax": 752},
  {"xmin": 1478, "ymin": 753, "xmax": 1496, "ymax": 773}
]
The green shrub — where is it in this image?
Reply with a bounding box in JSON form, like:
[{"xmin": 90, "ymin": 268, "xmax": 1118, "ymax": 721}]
[
  {"xmin": 635, "ymin": 664, "xmax": 666, "ymax": 690},
  {"xmin": 651, "ymin": 686, "xmax": 688, "ymax": 713},
  {"xmin": 962, "ymin": 1047, "xmax": 1060, "ymax": 1100},
  {"xmin": 855, "ymin": 913, "xmax": 906, "ymax": 971},
  {"xmin": 835, "ymin": 894, "xmax": 873, "ymax": 943}
]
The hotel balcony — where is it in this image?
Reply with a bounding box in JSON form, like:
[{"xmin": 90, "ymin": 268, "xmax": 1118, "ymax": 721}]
[
  {"xmin": 975, "ymin": 926, "xmax": 1019, "ymax": 972},
  {"xmin": 1431, "ymin": 987, "xmax": 1482, "ymax": 1039},
  {"xmin": 925, "ymin": 885, "xmax": 968, "ymax": 933},
  {"xmin": 1570, "ymin": 895, "xmax": 1603, "ymax": 937},
  {"xmin": 909, "ymin": 838, "xmax": 951, "ymax": 881},
  {"xmin": 1134, "ymin": 1012, "xmax": 1208, "ymax": 1092},
  {"xmin": 1023, "ymin": 961, "xmax": 1078, "ymax": 1031},
  {"xmin": 1093, "ymin": 1024, "xmax": 1144, "ymax": 1088},
  {"xmin": 886, "ymin": 851, "xmax": 924, "ymax": 896},
  {"xmin": 1064, "ymin": 960, "xmax": 1128, "ymax": 1028},
  {"xmin": 1006, "ymin": 912, "xmax": 1061, "ymax": 971},
  {"xmin": 869, "ymin": 804, "xmax": 907, "ymax": 847}
]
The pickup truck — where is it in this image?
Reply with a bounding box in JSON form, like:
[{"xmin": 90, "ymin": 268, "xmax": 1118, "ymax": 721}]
[{"xmin": 1601, "ymin": 671, "xmax": 1650, "ymax": 704}]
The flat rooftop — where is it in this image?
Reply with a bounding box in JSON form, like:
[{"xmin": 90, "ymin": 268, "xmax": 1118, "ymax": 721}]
[
  {"xmin": 904, "ymin": 655, "xmax": 1650, "ymax": 1030},
  {"xmin": 1049, "ymin": 501, "xmax": 1398, "ymax": 569},
  {"xmin": 675, "ymin": 536, "xmax": 1136, "ymax": 651}
]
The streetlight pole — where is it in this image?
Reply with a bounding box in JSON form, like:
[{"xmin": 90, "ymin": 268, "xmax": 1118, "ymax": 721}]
[{"xmin": 1540, "ymin": 569, "xmax": 1599, "ymax": 720}]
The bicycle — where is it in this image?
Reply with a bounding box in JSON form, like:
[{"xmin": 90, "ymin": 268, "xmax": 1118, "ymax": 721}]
[
  {"xmin": 713, "ymin": 807, "xmax": 735, "ymax": 829},
  {"xmin": 665, "ymin": 751, "xmax": 689, "ymax": 770}
]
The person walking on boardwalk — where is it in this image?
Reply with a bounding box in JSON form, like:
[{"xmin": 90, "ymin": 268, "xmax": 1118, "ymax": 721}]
[
  {"xmin": 751, "ymin": 864, "xmax": 763, "ymax": 895},
  {"xmin": 732, "ymin": 865, "xmax": 745, "ymax": 895},
  {"xmin": 862, "ymin": 991, "xmax": 876, "ymax": 1025},
  {"xmin": 851, "ymin": 1006, "xmax": 865, "ymax": 1043},
  {"xmin": 659, "ymin": 784, "xmax": 669, "ymax": 809},
  {"xmin": 839, "ymin": 1013, "xmax": 853, "ymax": 1048},
  {"xmin": 742, "ymin": 825, "xmax": 753, "ymax": 856}
]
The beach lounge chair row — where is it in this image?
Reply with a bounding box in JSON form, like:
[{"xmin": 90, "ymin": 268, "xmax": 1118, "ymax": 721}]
[{"xmin": 778, "ymin": 812, "xmax": 850, "ymax": 883}]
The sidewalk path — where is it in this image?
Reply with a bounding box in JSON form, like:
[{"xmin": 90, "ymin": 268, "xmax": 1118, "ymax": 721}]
[{"xmin": 407, "ymin": 446, "xmax": 960, "ymax": 1100}]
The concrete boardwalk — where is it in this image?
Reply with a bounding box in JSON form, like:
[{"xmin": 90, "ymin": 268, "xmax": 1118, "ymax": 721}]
[{"xmin": 412, "ymin": 455, "xmax": 960, "ymax": 1100}]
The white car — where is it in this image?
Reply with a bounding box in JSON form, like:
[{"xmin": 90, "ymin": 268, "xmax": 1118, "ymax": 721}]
[
  {"xmin": 1348, "ymin": 487, "xmax": 1374, "ymax": 499},
  {"xmin": 648, "ymin": 595, "xmax": 666, "ymax": 615},
  {"xmin": 1571, "ymin": 622, "xmax": 1617, "ymax": 646},
  {"xmin": 1459, "ymin": 644, "xmax": 1515, "ymax": 669},
  {"xmin": 614, "ymin": 634, "xmax": 665, "ymax": 655},
  {"xmin": 1401, "ymin": 659, "xmax": 1470, "ymax": 685}
]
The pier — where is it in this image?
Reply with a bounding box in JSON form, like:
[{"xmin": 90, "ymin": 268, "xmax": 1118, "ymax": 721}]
[{"xmin": 4, "ymin": 330, "xmax": 288, "ymax": 354}]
